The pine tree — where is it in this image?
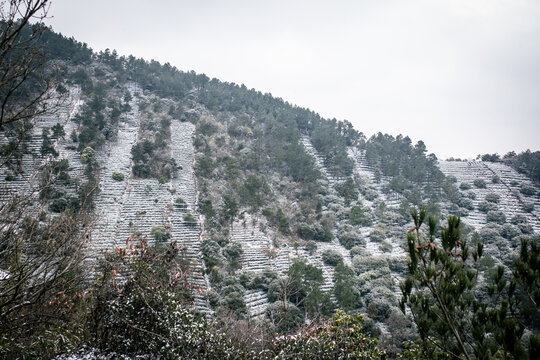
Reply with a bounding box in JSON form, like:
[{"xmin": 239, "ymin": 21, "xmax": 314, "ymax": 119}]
[{"xmin": 400, "ymin": 208, "xmax": 539, "ymax": 359}]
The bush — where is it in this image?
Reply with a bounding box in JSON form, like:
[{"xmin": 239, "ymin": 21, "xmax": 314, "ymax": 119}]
[
  {"xmin": 467, "ymin": 191, "xmax": 476, "ymax": 200},
  {"xmin": 223, "ymin": 242, "xmax": 243, "ymax": 270},
  {"xmin": 338, "ymin": 231, "xmax": 364, "ymax": 249},
  {"xmin": 486, "ymin": 210, "xmax": 506, "ymax": 224},
  {"xmin": 183, "ymin": 213, "xmax": 197, "ymax": 226},
  {"xmin": 111, "ymin": 171, "xmax": 124, "ymax": 181},
  {"xmin": 304, "ymin": 240, "xmax": 317, "ymax": 255},
  {"xmin": 485, "ymin": 193, "xmax": 500, "ymax": 203},
  {"xmin": 501, "ymin": 224, "xmax": 520, "ymax": 240},
  {"xmin": 266, "ymin": 301, "xmax": 303, "ymax": 333},
  {"xmin": 473, "ymin": 179, "xmax": 487, "ymax": 188},
  {"xmin": 349, "ymin": 205, "xmax": 373, "ymax": 226},
  {"xmin": 174, "ymin": 197, "xmax": 187, "ymax": 209},
  {"xmin": 459, "ymin": 182, "xmax": 471, "ymax": 190},
  {"xmin": 296, "ymin": 222, "xmax": 315, "ymax": 240},
  {"xmin": 322, "ymin": 249, "xmax": 343, "ymax": 267},
  {"xmin": 458, "ymin": 197, "xmax": 474, "ymax": 210},
  {"xmin": 49, "ymin": 197, "xmax": 68, "ymax": 213},
  {"xmin": 220, "ymin": 292, "xmax": 247, "ymax": 318},
  {"xmin": 522, "ymin": 203, "xmax": 534, "ymax": 213},
  {"xmin": 478, "ymin": 201, "xmax": 498, "ymax": 213},
  {"xmin": 520, "ymin": 184, "xmax": 536, "ymax": 196},
  {"xmin": 312, "ymin": 222, "xmax": 333, "ymax": 242},
  {"xmin": 350, "ymin": 246, "xmax": 366, "ymax": 257},
  {"xmin": 150, "ymin": 226, "xmax": 171, "ymax": 242},
  {"xmin": 511, "ymin": 214, "xmax": 528, "ymax": 225},
  {"xmin": 492, "ymin": 175, "xmax": 500, "ymax": 183},
  {"xmin": 369, "ymin": 227, "xmax": 386, "ymax": 243},
  {"xmin": 518, "ymin": 223, "xmax": 534, "ymax": 234},
  {"xmin": 268, "ymin": 310, "xmax": 385, "ymax": 359}
]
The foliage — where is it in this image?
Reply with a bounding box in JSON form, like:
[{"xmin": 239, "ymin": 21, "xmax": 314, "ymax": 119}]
[
  {"xmin": 263, "ymin": 208, "xmax": 290, "ymax": 235},
  {"xmin": 350, "ymin": 205, "xmax": 374, "ymax": 226},
  {"xmin": 484, "ymin": 193, "xmax": 500, "ymax": 203},
  {"xmin": 131, "ymin": 137, "xmax": 177, "ymax": 180},
  {"xmin": 486, "ymin": 210, "xmax": 506, "ymax": 224},
  {"xmin": 520, "ymin": 184, "xmax": 536, "ymax": 196},
  {"xmin": 268, "ymin": 310, "xmax": 386, "ymax": 359},
  {"xmin": 334, "ymin": 262, "xmax": 361, "ymax": 311},
  {"xmin": 473, "ymin": 178, "xmax": 487, "ymax": 188},
  {"xmin": 223, "ymin": 242, "xmax": 243, "ymax": 271},
  {"xmin": 502, "ymin": 150, "xmax": 540, "ymax": 183},
  {"xmin": 338, "ymin": 230, "xmax": 365, "ymax": 250},
  {"xmin": 183, "ymin": 212, "xmax": 198, "ymax": 227},
  {"xmin": 364, "ymin": 134, "xmax": 443, "ymax": 189},
  {"xmin": 89, "ymin": 238, "xmax": 248, "ymax": 358},
  {"xmin": 335, "ymin": 177, "xmax": 359, "ymax": 206},
  {"xmin": 401, "ymin": 208, "xmax": 539, "ymax": 360},
  {"xmin": 150, "ymin": 225, "xmax": 171, "ymax": 242},
  {"xmin": 304, "ymin": 240, "xmax": 317, "ymax": 255},
  {"xmin": 111, "ymin": 171, "xmax": 124, "ymax": 181},
  {"xmin": 268, "ymin": 259, "xmax": 333, "ymax": 327},
  {"xmin": 0, "ymin": 204, "xmax": 88, "ymax": 358},
  {"xmin": 239, "ymin": 175, "xmax": 270, "ymax": 212},
  {"xmin": 322, "ymin": 249, "xmax": 343, "ymax": 267}
]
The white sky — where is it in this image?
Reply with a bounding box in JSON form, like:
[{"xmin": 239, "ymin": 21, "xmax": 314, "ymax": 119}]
[{"xmin": 47, "ymin": 0, "xmax": 540, "ymax": 159}]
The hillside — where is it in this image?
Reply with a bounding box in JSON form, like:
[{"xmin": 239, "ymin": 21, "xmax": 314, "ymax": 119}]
[{"xmin": 1, "ymin": 25, "xmax": 539, "ymax": 358}]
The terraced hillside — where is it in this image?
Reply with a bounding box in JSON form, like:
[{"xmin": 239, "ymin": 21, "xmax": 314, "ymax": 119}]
[{"xmin": 1, "ymin": 29, "xmax": 538, "ymax": 349}]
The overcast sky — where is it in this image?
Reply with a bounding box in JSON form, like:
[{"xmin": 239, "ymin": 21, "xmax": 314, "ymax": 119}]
[{"xmin": 47, "ymin": 0, "xmax": 539, "ymax": 159}]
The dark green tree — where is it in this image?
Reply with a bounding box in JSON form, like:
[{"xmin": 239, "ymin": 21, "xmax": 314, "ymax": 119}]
[{"xmin": 400, "ymin": 208, "xmax": 539, "ymax": 360}]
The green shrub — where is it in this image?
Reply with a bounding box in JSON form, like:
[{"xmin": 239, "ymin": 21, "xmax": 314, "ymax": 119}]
[
  {"xmin": 296, "ymin": 222, "xmax": 316, "ymax": 240},
  {"xmin": 350, "ymin": 246, "xmax": 366, "ymax": 257},
  {"xmin": 304, "ymin": 240, "xmax": 317, "ymax": 255},
  {"xmin": 473, "ymin": 179, "xmax": 487, "ymax": 188},
  {"xmin": 338, "ymin": 231, "xmax": 364, "ymax": 249},
  {"xmin": 174, "ymin": 197, "xmax": 187, "ymax": 209},
  {"xmin": 478, "ymin": 201, "xmax": 498, "ymax": 213},
  {"xmin": 111, "ymin": 171, "xmax": 124, "ymax": 181},
  {"xmin": 485, "ymin": 192, "xmax": 500, "ymax": 203},
  {"xmin": 522, "ymin": 203, "xmax": 534, "ymax": 213},
  {"xmin": 322, "ymin": 249, "xmax": 343, "ymax": 267},
  {"xmin": 49, "ymin": 197, "xmax": 68, "ymax": 213},
  {"xmin": 349, "ymin": 205, "xmax": 373, "ymax": 226},
  {"xmin": 220, "ymin": 292, "xmax": 247, "ymax": 318},
  {"xmin": 268, "ymin": 310, "xmax": 386, "ymax": 358},
  {"xmin": 459, "ymin": 182, "xmax": 471, "ymax": 190},
  {"xmin": 266, "ymin": 301, "xmax": 303, "ymax": 333},
  {"xmin": 458, "ymin": 197, "xmax": 474, "ymax": 210},
  {"xmin": 520, "ymin": 184, "xmax": 536, "ymax": 196},
  {"xmin": 369, "ymin": 227, "xmax": 386, "ymax": 243},
  {"xmin": 223, "ymin": 242, "xmax": 243, "ymax": 270},
  {"xmin": 486, "ymin": 210, "xmax": 506, "ymax": 224},
  {"xmin": 150, "ymin": 226, "xmax": 171, "ymax": 242},
  {"xmin": 183, "ymin": 213, "xmax": 197, "ymax": 226}
]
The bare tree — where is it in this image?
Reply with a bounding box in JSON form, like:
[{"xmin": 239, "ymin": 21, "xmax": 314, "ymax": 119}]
[
  {"xmin": 0, "ymin": 1, "xmax": 92, "ymax": 355},
  {"xmin": 0, "ymin": 0, "xmax": 59, "ymax": 169}
]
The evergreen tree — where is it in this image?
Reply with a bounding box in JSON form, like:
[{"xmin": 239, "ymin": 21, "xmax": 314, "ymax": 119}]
[{"xmin": 400, "ymin": 208, "xmax": 539, "ymax": 359}]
